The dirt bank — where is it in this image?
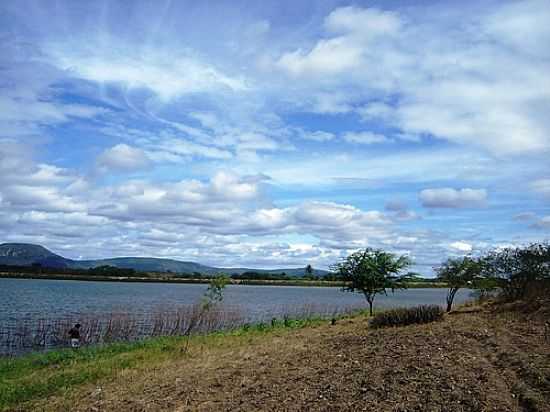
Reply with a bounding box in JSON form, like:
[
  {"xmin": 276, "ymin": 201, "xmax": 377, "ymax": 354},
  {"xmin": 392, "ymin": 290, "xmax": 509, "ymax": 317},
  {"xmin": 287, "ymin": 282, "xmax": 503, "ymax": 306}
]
[{"xmin": 19, "ymin": 305, "xmax": 550, "ymax": 412}]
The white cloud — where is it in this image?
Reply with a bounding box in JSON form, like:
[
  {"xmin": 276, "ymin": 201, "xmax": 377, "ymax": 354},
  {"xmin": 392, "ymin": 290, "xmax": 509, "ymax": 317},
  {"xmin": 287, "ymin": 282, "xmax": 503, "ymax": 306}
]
[
  {"xmin": 273, "ymin": 2, "xmax": 550, "ymax": 156},
  {"xmin": 343, "ymin": 131, "xmax": 390, "ymax": 144},
  {"xmin": 484, "ymin": 0, "xmax": 550, "ymax": 58},
  {"xmin": 324, "ymin": 6, "xmax": 402, "ymax": 36},
  {"xmin": 300, "ymin": 130, "xmax": 335, "ymax": 142},
  {"xmin": 449, "ymin": 241, "xmax": 473, "ymax": 253},
  {"xmin": 97, "ymin": 144, "xmax": 151, "ymax": 173},
  {"xmin": 419, "ymin": 188, "xmax": 487, "ymax": 208},
  {"xmin": 149, "ymin": 138, "xmax": 233, "ymax": 161},
  {"xmin": 47, "ymin": 44, "xmax": 249, "ymax": 101},
  {"xmin": 277, "ymin": 7, "xmax": 401, "ymax": 77}
]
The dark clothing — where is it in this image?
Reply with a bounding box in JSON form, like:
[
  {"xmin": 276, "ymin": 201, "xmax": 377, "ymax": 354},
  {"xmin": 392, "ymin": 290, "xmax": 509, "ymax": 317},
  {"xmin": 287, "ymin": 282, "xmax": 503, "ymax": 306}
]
[{"xmin": 69, "ymin": 327, "xmax": 80, "ymax": 339}]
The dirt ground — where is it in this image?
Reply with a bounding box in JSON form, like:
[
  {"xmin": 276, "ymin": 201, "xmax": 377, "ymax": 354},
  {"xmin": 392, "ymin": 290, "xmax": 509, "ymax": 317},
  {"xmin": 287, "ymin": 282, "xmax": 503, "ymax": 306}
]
[{"xmin": 26, "ymin": 305, "xmax": 550, "ymax": 412}]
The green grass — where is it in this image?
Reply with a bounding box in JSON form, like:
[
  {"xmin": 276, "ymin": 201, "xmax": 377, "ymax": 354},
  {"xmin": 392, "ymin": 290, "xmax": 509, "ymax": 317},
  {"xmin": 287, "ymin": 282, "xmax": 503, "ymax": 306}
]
[{"xmin": 0, "ymin": 311, "xmax": 368, "ymax": 410}]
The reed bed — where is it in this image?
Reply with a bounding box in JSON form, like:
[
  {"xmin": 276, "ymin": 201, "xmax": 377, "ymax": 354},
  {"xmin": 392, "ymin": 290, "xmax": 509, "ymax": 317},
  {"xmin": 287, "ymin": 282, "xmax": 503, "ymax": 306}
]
[{"xmin": 0, "ymin": 302, "xmax": 365, "ymax": 357}]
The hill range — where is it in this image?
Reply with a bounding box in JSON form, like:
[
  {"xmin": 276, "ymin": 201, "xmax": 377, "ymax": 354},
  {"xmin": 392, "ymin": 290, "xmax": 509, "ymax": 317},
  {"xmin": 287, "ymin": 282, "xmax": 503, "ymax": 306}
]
[{"xmin": 0, "ymin": 243, "xmax": 327, "ymax": 277}]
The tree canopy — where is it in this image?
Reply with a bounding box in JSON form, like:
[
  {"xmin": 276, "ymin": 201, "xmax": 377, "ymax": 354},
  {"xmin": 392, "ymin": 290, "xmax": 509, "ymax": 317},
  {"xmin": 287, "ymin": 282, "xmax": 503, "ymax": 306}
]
[
  {"xmin": 332, "ymin": 248, "xmax": 411, "ymax": 315},
  {"xmin": 435, "ymin": 256, "xmax": 482, "ymax": 312}
]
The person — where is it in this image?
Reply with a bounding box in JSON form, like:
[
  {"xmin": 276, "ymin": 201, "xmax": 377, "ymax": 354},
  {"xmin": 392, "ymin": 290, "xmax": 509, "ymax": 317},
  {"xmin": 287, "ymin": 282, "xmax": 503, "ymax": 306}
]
[{"xmin": 68, "ymin": 323, "xmax": 81, "ymax": 349}]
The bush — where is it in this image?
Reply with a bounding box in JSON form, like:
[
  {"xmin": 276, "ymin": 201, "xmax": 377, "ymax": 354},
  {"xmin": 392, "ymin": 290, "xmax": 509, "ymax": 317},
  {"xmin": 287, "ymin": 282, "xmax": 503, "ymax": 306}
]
[{"xmin": 369, "ymin": 305, "xmax": 444, "ymax": 328}]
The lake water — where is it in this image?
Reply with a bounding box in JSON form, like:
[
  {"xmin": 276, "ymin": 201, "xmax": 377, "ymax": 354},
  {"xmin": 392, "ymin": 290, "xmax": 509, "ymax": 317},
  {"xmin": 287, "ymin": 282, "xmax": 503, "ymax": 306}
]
[
  {"xmin": 0, "ymin": 278, "xmax": 473, "ymax": 323},
  {"xmin": 0, "ymin": 278, "xmax": 473, "ymax": 355}
]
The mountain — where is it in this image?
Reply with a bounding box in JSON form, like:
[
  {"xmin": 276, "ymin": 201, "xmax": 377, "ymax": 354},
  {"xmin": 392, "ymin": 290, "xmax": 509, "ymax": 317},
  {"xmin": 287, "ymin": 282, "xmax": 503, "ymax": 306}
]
[
  {"xmin": 0, "ymin": 243, "xmax": 70, "ymax": 268},
  {"xmin": 0, "ymin": 243, "xmax": 327, "ymax": 276},
  {"xmin": 72, "ymin": 257, "xmax": 219, "ymax": 275}
]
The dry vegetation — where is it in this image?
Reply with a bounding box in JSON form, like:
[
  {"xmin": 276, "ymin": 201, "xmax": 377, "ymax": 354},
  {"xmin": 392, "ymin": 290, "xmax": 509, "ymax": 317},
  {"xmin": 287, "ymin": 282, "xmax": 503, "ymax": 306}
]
[{"xmin": 9, "ymin": 299, "xmax": 549, "ymax": 412}]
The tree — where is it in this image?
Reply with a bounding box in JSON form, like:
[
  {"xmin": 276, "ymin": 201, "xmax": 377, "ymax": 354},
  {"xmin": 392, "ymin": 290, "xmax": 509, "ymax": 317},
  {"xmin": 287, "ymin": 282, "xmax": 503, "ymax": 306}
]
[
  {"xmin": 435, "ymin": 256, "xmax": 482, "ymax": 312},
  {"xmin": 331, "ymin": 248, "xmax": 411, "ymax": 316},
  {"xmin": 304, "ymin": 264, "xmax": 314, "ymax": 279},
  {"xmin": 201, "ymin": 274, "xmax": 229, "ymax": 310},
  {"xmin": 182, "ymin": 274, "xmax": 229, "ymax": 353},
  {"xmin": 482, "ymin": 243, "xmax": 550, "ymax": 301}
]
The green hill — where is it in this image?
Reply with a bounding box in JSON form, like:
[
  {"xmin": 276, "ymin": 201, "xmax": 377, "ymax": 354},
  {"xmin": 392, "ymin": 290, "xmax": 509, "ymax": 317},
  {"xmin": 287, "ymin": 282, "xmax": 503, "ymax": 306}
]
[{"xmin": 0, "ymin": 243, "xmax": 327, "ymax": 277}]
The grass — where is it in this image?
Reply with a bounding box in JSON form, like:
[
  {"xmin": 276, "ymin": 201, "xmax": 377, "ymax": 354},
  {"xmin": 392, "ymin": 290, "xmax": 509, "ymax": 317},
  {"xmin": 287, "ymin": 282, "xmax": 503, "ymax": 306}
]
[{"xmin": 0, "ymin": 311, "xmax": 367, "ymax": 410}]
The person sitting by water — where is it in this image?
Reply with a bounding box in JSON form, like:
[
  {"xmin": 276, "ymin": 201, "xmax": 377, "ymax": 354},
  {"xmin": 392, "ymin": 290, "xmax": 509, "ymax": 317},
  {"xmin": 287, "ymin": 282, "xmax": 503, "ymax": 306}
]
[{"xmin": 68, "ymin": 323, "xmax": 81, "ymax": 349}]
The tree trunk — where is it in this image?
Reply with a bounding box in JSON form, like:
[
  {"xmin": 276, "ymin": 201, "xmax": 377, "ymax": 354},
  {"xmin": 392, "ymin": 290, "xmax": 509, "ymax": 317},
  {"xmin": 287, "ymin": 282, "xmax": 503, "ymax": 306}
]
[
  {"xmin": 364, "ymin": 292, "xmax": 375, "ymax": 316},
  {"xmin": 446, "ymin": 287, "xmax": 458, "ymax": 312}
]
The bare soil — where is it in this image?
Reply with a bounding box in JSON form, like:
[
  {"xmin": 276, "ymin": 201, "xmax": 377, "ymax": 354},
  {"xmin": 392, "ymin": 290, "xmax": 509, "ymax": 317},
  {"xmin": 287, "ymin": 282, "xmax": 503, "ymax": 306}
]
[{"xmin": 22, "ymin": 305, "xmax": 550, "ymax": 412}]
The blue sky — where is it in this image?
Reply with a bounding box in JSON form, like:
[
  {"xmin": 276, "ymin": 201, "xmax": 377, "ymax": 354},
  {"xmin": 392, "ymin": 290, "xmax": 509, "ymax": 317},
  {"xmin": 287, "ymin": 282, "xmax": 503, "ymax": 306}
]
[{"xmin": 0, "ymin": 0, "xmax": 549, "ymax": 274}]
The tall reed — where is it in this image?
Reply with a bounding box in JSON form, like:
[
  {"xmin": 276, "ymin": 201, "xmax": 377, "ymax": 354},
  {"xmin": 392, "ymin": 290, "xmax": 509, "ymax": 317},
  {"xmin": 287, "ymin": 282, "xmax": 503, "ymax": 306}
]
[{"xmin": 0, "ymin": 302, "xmax": 364, "ymax": 356}]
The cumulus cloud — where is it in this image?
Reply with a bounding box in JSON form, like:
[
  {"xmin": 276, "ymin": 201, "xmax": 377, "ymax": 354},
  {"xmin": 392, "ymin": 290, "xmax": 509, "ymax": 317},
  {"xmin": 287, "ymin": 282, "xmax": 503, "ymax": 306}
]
[
  {"xmin": 277, "ymin": 7, "xmax": 401, "ymax": 77},
  {"xmin": 419, "ymin": 188, "xmax": 487, "ymax": 208},
  {"xmin": 274, "ymin": 2, "xmax": 550, "ymax": 156},
  {"xmin": 97, "ymin": 144, "xmax": 151, "ymax": 173},
  {"xmin": 448, "ymin": 241, "xmax": 473, "ymax": 253}
]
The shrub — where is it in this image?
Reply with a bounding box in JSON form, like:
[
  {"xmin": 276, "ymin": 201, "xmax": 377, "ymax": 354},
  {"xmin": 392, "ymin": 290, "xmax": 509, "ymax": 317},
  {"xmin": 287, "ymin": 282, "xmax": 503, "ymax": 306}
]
[{"xmin": 369, "ymin": 305, "xmax": 444, "ymax": 328}]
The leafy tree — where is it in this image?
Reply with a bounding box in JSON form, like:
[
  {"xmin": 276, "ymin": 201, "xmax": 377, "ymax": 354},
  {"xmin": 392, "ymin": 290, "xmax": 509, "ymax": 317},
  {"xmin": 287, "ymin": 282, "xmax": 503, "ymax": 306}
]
[
  {"xmin": 304, "ymin": 264, "xmax": 317, "ymax": 280},
  {"xmin": 331, "ymin": 248, "xmax": 411, "ymax": 316},
  {"xmin": 482, "ymin": 243, "xmax": 550, "ymax": 301},
  {"xmin": 435, "ymin": 256, "xmax": 482, "ymax": 312}
]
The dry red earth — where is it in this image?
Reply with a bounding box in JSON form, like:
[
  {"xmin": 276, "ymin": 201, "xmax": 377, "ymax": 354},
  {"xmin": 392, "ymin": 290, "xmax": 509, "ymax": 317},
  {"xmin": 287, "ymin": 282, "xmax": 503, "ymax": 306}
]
[{"xmin": 21, "ymin": 304, "xmax": 550, "ymax": 412}]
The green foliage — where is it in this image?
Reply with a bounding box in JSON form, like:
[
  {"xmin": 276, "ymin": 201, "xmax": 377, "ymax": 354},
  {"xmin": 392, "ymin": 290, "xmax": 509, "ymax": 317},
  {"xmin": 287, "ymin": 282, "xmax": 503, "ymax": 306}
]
[
  {"xmin": 435, "ymin": 256, "xmax": 482, "ymax": 312},
  {"xmin": 201, "ymin": 274, "xmax": 229, "ymax": 310},
  {"xmin": 229, "ymin": 271, "xmax": 291, "ymax": 281},
  {"xmin": 482, "ymin": 242, "xmax": 550, "ymax": 301},
  {"xmin": 331, "ymin": 248, "xmax": 411, "ymax": 315},
  {"xmin": 88, "ymin": 265, "xmax": 137, "ymax": 277},
  {"xmin": 369, "ymin": 305, "xmax": 444, "ymax": 328},
  {"xmin": 304, "ymin": 264, "xmax": 318, "ymax": 280}
]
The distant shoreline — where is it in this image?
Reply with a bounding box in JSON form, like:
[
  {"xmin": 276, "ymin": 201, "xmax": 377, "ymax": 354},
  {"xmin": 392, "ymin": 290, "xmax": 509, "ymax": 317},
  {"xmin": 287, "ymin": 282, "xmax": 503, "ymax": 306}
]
[
  {"xmin": 0, "ymin": 272, "xmax": 446, "ymax": 288},
  {"xmin": 0, "ymin": 272, "xmax": 343, "ymax": 287}
]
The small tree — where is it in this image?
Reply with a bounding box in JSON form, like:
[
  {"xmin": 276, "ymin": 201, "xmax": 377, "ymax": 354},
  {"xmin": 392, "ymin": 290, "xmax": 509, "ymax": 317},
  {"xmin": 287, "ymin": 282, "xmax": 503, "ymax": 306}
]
[
  {"xmin": 182, "ymin": 274, "xmax": 229, "ymax": 353},
  {"xmin": 304, "ymin": 265, "xmax": 317, "ymax": 280},
  {"xmin": 435, "ymin": 256, "xmax": 481, "ymax": 312},
  {"xmin": 201, "ymin": 274, "xmax": 229, "ymax": 310},
  {"xmin": 331, "ymin": 248, "xmax": 411, "ymax": 316}
]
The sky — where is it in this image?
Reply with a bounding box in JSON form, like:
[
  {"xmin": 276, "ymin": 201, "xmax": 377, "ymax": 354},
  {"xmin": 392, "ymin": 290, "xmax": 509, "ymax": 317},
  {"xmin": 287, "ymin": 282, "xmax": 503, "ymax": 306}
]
[{"xmin": 0, "ymin": 0, "xmax": 549, "ymax": 274}]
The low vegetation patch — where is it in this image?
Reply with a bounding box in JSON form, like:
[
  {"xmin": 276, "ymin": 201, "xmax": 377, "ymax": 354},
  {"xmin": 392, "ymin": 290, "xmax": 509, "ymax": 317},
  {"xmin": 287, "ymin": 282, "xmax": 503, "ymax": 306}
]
[
  {"xmin": 369, "ymin": 304, "xmax": 444, "ymax": 328},
  {"xmin": 0, "ymin": 307, "xmax": 369, "ymax": 410}
]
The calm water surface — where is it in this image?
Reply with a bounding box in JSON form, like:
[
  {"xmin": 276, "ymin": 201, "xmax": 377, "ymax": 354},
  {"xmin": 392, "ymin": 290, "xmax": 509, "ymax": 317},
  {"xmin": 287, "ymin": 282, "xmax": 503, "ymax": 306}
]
[{"xmin": 0, "ymin": 278, "xmax": 473, "ymax": 325}]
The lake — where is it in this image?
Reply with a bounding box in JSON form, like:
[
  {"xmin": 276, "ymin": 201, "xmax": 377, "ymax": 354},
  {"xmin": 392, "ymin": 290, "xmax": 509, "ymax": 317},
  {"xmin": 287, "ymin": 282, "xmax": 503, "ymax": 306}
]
[{"xmin": 0, "ymin": 278, "xmax": 473, "ymax": 355}]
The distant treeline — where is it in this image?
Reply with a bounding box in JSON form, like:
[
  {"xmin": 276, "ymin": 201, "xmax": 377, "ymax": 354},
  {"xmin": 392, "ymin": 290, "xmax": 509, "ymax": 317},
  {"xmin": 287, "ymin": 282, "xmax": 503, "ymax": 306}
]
[
  {"xmin": 0, "ymin": 264, "xmax": 444, "ymax": 285},
  {"xmin": 0, "ymin": 264, "xmax": 139, "ymax": 277}
]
